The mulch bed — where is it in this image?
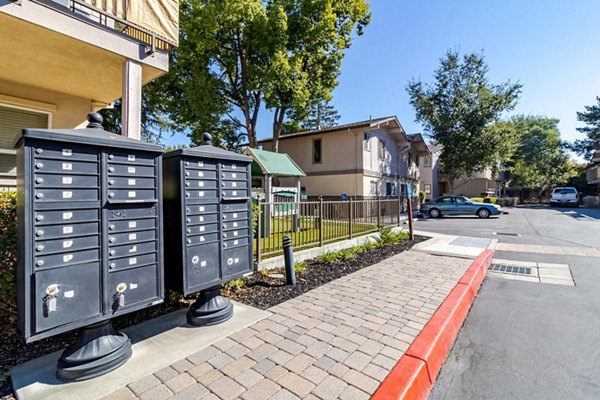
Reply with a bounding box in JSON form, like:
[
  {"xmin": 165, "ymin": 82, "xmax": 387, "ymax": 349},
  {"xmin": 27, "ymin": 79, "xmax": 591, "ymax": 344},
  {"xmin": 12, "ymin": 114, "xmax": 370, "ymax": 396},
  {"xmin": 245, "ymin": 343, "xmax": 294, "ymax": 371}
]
[{"xmin": 0, "ymin": 236, "xmax": 426, "ymax": 399}]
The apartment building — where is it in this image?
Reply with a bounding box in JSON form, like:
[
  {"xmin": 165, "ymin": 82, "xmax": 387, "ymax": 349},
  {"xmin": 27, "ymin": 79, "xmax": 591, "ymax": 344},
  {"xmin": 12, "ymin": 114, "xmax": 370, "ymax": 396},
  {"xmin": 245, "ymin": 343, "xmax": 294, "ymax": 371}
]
[{"xmin": 0, "ymin": 0, "xmax": 179, "ymax": 189}]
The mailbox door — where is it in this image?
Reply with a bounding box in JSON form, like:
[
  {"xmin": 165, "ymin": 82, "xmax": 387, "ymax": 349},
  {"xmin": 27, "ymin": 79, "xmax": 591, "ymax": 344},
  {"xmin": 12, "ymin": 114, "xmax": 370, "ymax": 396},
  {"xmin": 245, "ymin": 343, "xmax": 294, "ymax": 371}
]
[{"xmin": 184, "ymin": 243, "xmax": 221, "ymax": 292}]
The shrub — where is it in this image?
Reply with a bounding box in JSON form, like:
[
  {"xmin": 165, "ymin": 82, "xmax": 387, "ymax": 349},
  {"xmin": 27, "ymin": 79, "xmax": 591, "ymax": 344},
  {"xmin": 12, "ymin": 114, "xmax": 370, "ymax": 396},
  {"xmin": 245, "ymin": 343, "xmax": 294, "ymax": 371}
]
[
  {"xmin": 470, "ymin": 197, "xmax": 497, "ymax": 204},
  {"xmin": 0, "ymin": 191, "xmax": 17, "ymax": 312},
  {"xmin": 222, "ymin": 279, "xmax": 245, "ymax": 290},
  {"xmin": 418, "ymin": 191, "xmax": 426, "ymax": 205},
  {"xmin": 294, "ymin": 261, "xmax": 307, "ymax": 273},
  {"xmin": 251, "ymin": 200, "xmax": 260, "ymax": 236},
  {"xmin": 376, "ymin": 226, "xmax": 408, "ymax": 248}
]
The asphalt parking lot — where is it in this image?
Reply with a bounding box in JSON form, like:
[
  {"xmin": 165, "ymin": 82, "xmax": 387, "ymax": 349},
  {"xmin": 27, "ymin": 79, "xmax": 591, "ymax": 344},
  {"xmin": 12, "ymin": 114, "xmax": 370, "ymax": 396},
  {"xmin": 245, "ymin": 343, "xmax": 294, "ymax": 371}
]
[{"xmin": 416, "ymin": 206, "xmax": 600, "ymax": 400}]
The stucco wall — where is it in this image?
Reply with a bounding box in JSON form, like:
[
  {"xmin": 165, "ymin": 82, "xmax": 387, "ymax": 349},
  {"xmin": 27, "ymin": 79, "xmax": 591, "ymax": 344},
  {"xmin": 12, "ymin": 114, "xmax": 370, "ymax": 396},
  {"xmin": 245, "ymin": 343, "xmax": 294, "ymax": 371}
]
[
  {"xmin": 298, "ymin": 174, "xmax": 359, "ymax": 197},
  {"xmin": 0, "ymin": 79, "xmax": 94, "ymax": 129},
  {"xmin": 454, "ymin": 178, "xmax": 495, "ymax": 197},
  {"xmin": 362, "ymin": 128, "xmax": 399, "ymax": 177}
]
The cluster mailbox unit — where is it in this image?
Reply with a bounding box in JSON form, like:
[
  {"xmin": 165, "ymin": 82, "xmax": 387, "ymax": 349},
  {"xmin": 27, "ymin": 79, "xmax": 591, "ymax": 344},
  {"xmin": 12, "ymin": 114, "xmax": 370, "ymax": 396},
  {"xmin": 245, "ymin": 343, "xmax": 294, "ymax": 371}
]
[
  {"xmin": 163, "ymin": 133, "xmax": 253, "ymax": 326},
  {"xmin": 15, "ymin": 114, "xmax": 164, "ymax": 381}
]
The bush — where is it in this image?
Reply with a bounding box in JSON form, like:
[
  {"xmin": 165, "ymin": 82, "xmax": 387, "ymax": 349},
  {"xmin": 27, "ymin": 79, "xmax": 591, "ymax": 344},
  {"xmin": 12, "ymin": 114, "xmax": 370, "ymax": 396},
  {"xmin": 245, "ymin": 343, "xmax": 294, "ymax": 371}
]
[
  {"xmin": 470, "ymin": 197, "xmax": 497, "ymax": 204},
  {"xmin": 251, "ymin": 200, "xmax": 260, "ymax": 236},
  {"xmin": 0, "ymin": 191, "xmax": 17, "ymax": 312},
  {"xmin": 418, "ymin": 191, "xmax": 426, "ymax": 205}
]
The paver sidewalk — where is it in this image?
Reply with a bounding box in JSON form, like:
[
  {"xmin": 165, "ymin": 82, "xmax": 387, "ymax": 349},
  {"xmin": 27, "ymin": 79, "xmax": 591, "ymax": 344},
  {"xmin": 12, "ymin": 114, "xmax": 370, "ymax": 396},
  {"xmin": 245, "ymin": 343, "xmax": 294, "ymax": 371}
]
[{"xmin": 102, "ymin": 251, "xmax": 472, "ymax": 400}]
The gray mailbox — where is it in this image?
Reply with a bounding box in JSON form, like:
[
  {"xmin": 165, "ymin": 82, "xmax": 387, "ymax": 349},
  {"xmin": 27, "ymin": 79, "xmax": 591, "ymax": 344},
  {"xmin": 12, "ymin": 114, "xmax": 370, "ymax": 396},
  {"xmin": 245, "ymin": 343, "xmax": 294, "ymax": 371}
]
[
  {"xmin": 163, "ymin": 133, "xmax": 253, "ymax": 326},
  {"xmin": 15, "ymin": 113, "xmax": 164, "ymax": 381}
]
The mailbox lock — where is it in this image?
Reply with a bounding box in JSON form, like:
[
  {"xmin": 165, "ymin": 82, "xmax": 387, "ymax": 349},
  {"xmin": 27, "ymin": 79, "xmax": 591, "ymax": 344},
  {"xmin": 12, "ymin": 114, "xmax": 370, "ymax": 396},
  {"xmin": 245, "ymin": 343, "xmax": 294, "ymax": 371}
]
[
  {"xmin": 108, "ymin": 192, "xmax": 115, "ymax": 198},
  {"xmin": 36, "ymin": 245, "xmax": 44, "ymax": 252},
  {"xmin": 227, "ymin": 258, "xmax": 234, "ymax": 266},
  {"xmin": 36, "ymin": 215, "xmax": 44, "ymax": 222},
  {"xmin": 185, "ymin": 182, "xmax": 190, "ymax": 187},
  {"xmin": 109, "ymin": 224, "xmax": 115, "ymax": 230},
  {"xmin": 35, "ymin": 230, "xmax": 44, "ymax": 237},
  {"xmin": 108, "ymin": 167, "xmax": 115, "ymax": 173},
  {"xmin": 35, "ymin": 193, "xmax": 44, "ymax": 199},
  {"xmin": 116, "ymin": 283, "xmax": 127, "ymax": 293},
  {"xmin": 185, "ymin": 161, "xmax": 189, "ymax": 167},
  {"xmin": 36, "ymin": 260, "xmax": 45, "ymax": 267},
  {"xmin": 221, "ymin": 174, "xmax": 225, "ymax": 178},
  {"xmin": 187, "ymin": 239, "xmax": 192, "ymax": 244},
  {"xmin": 35, "ymin": 162, "xmax": 44, "ymax": 169},
  {"xmin": 185, "ymin": 193, "xmax": 190, "ymax": 198},
  {"xmin": 110, "ymin": 263, "xmax": 116, "ymax": 269},
  {"xmin": 108, "ymin": 154, "xmax": 114, "ymax": 160},
  {"xmin": 109, "ymin": 250, "xmax": 116, "ymax": 256},
  {"xmin": 186, "ymin": 218, "xmax": 191, "ymax": 223},
  {"xmin": 108, "ymin": 180, "xmax": 114, "ymax": 186},
  {"xmin": 186, "ymin": 228, "xmax": 191, "ymax": 233},
  {"xmin": 35, "ymin": 148, "xmax": 43, "ymax": 154},
  {"xmin": 35, "ymin": 178, "xmax": 44, "ymax": 184},
  {"xmin": 192, "ymin": 256, "xmax": 200, "ymax": 264},
  {"xmin": 185, "ymin": 172, "xmax": 190, "ymax": 177},
  {"xmin": 46, "ymin": 284, "xmax": 60, "ymax": 296},
  {"xmin": 109, "ymin": 237, "xmax": 115, "ymax": 243}
]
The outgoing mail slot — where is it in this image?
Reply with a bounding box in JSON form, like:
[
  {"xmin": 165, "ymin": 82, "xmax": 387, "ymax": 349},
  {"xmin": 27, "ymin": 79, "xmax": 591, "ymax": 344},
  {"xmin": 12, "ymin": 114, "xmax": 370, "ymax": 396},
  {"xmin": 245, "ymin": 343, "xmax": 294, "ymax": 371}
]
[
  {"xmin": 222, "ymin": 202, "xmax": 249, "ymax": 212},
  {"xmin": 107, "ymin": 264, "xmax": 160, "ymax": 313},
  {"xmin": 33, "ymin": 262, "xmax": 101, "ymax": 332},
  {"xmin": 34, "ymin": 175, "xmax": 99, "ymax": 188},
  {"xmin": 184, "ymin": 169, "xmax": 217, "ymax": 180},
  {"xmin": 109, "ymin": 241, "xmax": 157, "ymax": 259},
  {"xmin": 109, "ymin": 230, "xmax": 156, "ymax": 246},
  {"xmin": 35, "ymin": 209, "xmax": 99, "ymax": 226},
  {"xmin": 222, "ymin": 247, "xmax": 250, "ymax": 279},
  {"xmin": 108, "ymin": 253, "xmax": 157, "ymax": 271},
  {"xmin": 33, "ymin": 142, "xmax": 99, "ymax": 162},
  {"xmin": 186, "ymin": 223, "xmax": 219, "ymax": 236},
  {"xmin": 35, "ymin": 235, "xmax": 99, "ymax": 254},
  {"xmin": 35, "ymin": 248, "xmax": 100, "ymax": 269},
  {"xmin": 109, "ymin": 205, "xmax": 158, "ymax": 221},
  {"xmin": 34, "ymin": 159, "xmax": 99, "ymax": 175},
  {"xmin": 34, "ymin": 188, "xmax": 99, "ymax": 202},
  {"xmin": 184, "ymin": 243, "xmax": 220, "ymax": 292},
  {"xmin": 186, "ymin": 232, "xmax": 219, "ymax": 246},
  {"xmin": 185, "ymin": 204, "xmax": 218, "ymax": 216},
  {"xmin": 107, "ymin": 177, "xmax": 156, "ymax": 189},
  {"xmin": 223, "ymin": 220, "xmax": 249, "ymax": 231},
  {"xmin": 33, "ymin": 222, "xmax": 99, "ymax": 239},
  {"xmin": 223, "ymin": 236, "xmax": 250, "ymax": 249},
  {"xmin": 107, "ymin": 189, "xmax": 156, "ymax": 202},
  {"xmin": 108, "ymin": 164, "xmax": 155, "ymax": 177},
  {"xmin": 109, "ymin": 218, "xmax": 156, "ymax": 233},
  {"xmin": 107, "ymin": 151, "xmax": 156, "ymax": 165}
]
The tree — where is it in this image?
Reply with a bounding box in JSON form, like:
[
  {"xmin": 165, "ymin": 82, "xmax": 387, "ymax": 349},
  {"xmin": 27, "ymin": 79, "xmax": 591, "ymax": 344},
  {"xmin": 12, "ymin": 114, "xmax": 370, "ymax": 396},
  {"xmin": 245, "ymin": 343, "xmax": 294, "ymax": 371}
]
[
  {"xmin": 572, "ymin": 97, "xmax": 600, "ymax": 161},
  {"xmin": 407, "ymin": 51, "xmax": 522, "ymax": 193},
  {"xmin": 303, "ymin": 100, "xmax": 341, "ymax": 131},
  {"xmin": 507, "ymin": 116, "xmax": 575, "ymax": 199},
  {"xmin": 265, "ymin": 0, "xmax": 370, "ymax": 152}
]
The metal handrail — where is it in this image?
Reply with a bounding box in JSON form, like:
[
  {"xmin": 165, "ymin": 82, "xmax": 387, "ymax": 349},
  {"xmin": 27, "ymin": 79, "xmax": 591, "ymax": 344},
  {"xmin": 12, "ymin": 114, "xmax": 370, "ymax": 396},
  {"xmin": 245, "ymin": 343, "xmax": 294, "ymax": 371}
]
[{"xmin": 29, "ymin": 0, "xmax": 177, "ymax": 53}]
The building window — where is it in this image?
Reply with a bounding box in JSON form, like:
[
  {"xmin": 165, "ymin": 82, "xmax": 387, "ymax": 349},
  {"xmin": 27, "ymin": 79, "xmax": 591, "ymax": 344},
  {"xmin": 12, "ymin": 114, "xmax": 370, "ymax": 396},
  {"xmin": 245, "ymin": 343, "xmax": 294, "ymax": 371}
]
[
  {"xmin": 371, "ymin": 181, "xmax": 378, "ymax": 196},
  {"xmin": 416, "ymin": 155, "xmax": 420, "ymax": 168},
  {"xmin": 312, "ymin": 138, "xmax": 322, "ymax": 163},
  {"xmin": 424, "ymin": 184, "xmax": 431, "ymax": 194},
  {"xmin": 424, "ymin": 157, "xmax": 431, "ymax": 167},
  {"xmin": 386, "ymin": 182, "xmax": 397, "ymax": 196},
  {"xmin": 378, "ymin": 139, "xmax": 385, "ymax": 159},
  {"xmin": 363, "ymin": 133, "xmax": 370, "ymax": 150}
]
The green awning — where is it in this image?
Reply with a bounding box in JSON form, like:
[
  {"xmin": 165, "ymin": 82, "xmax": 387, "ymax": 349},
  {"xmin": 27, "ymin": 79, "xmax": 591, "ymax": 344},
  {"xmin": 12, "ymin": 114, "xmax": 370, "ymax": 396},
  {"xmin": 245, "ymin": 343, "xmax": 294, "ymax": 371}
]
[{"xmin": 244, "ymin": 148, "xmax": 305, "ymax": 177}]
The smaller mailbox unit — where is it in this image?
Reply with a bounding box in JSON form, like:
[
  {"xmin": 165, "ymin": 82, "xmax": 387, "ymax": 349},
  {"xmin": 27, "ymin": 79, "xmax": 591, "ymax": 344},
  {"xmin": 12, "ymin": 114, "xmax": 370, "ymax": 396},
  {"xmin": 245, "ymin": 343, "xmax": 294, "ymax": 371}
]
[
  {"xmin": 16, "ymin": 113, "xmax": 164, "ymax": 381},
  {"xmin": 163, "ymin": 134, "xmax": 253, "ymax": 326}
]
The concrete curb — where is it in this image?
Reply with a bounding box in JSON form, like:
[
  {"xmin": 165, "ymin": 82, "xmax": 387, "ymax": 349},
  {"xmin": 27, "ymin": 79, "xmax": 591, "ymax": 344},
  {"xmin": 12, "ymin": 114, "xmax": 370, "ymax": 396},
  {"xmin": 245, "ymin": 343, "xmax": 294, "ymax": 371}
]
[{"xmin": 372, "ymin": 249, "xmax": 494, "ymax": 400}]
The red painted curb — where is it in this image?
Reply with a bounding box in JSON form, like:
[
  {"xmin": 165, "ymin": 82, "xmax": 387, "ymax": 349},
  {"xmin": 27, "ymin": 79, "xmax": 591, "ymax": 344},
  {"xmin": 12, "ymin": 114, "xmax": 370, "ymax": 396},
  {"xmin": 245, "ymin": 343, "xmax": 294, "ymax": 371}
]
[{"xmin": 372, "ymin": 249, "xmax": 494, "ymax": 400}]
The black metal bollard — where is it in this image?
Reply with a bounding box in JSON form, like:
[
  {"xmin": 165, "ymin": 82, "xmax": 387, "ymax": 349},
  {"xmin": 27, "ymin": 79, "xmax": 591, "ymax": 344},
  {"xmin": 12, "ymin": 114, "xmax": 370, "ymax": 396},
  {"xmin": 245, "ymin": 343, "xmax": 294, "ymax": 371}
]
[{"xmin": 283, "ymin": 235, "xmax": 297, "ymax": 286}]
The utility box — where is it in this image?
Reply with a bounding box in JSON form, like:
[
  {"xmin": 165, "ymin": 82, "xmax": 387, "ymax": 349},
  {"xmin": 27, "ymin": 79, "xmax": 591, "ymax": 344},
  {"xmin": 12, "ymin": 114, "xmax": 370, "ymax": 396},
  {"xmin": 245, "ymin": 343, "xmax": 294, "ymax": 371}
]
[
  {"xmin": 163, "ymin": 134, "xmax": 252, "ymax": 325},
  {"xmin": 15, "ymin": 116, "xmax": 164, "ymax": 346}
]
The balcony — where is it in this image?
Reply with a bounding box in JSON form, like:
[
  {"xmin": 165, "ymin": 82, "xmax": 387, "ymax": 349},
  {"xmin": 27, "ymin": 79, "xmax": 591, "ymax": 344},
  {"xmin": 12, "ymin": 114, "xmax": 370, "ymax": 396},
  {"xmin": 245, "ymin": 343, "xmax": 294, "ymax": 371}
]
[{"xmin": 0, "ymin": 0, "xmax": 178, "ymax": 106}]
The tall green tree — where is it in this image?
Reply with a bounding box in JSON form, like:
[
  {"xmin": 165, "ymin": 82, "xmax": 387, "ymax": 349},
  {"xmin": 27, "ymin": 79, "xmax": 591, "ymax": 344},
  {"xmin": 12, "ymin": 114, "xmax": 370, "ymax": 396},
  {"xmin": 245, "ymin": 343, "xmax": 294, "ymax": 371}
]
[
  {"xmin": 407, "ymin": 51, "xmax": 522, "ymax": 193},
  {"xmin": 303, "ymin": 99, "xmax": 341, "ymax": 130},
  {"xmin": 572, "ymin": 96, "xmax": 600, "ymax": 161},
  {"xmin": 507, "ymin": 116, "xmax": 575, "ymax": 197}
]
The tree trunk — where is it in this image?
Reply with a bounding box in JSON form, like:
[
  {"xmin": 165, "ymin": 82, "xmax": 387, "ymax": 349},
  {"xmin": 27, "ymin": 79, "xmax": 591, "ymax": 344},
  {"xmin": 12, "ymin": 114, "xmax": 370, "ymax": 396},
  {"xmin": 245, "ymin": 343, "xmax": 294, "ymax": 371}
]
[
  {"xmin": 272, "ymin": 106, "xmax": 286, "ymax": 153},
  {"xmin": 448, "ymin": 178, "xmax": 455, "ymax": 195}
]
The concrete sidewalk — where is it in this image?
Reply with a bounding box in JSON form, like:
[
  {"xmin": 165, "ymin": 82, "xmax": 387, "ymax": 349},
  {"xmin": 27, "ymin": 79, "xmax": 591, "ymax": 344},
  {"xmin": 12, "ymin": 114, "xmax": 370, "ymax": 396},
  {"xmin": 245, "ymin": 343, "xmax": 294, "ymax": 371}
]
[{"xmin": 99, "ymin": 250, "xmax": 473, "ymax": 400}]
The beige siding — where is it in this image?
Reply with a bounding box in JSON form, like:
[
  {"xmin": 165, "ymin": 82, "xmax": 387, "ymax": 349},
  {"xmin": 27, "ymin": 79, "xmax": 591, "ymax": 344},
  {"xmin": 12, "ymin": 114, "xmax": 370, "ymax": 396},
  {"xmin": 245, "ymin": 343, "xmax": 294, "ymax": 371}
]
[{"xmin": 300, "ymin": 174, "xmax": 360, "ymax": 197}]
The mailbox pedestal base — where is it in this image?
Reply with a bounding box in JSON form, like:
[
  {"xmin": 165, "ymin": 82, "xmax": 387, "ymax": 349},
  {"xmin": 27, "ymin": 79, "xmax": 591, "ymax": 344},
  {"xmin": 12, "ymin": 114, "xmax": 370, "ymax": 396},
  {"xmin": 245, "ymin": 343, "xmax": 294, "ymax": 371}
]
[
  {"xmin": 56, "ymin": 320, "xmax": 132, "ymax": 382},
  {"xmin": 187, "ymin": 287, "xmax": 233, "ymax": 326}
]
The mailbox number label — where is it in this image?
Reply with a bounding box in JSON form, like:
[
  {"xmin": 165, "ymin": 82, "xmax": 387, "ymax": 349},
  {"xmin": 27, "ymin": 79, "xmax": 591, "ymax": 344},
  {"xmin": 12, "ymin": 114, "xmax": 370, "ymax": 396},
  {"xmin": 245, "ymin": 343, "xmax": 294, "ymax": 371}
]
[
  {"xmin": 128, "ymin": 155, "xmax": 136, "ymax": 161},
  {"xmin": 128, "ymin": 179, "xmax": 136, "ymax": 185},
  {"xmin": 128, "ymin": 191, "xmax": 136, "ymax": 198},
  {"xmin": 128, "ymin": 167, "xmax": 136, "ymax": 174},
  {"xmin": 199, "ymin": 226, "xmax": 205, "ymax": 232},
  {"xmin": 129, "ymin": 257, "xmax": 137, "ymax": 265},
  {"xmin": 199, "ymin": 191, "xmax": 204, "ymax": 197},
  {"xmin": 62, "ymin": 149, "xmax": 72, "ymax": 156},
  {"xmin": 62, "ymin": 163, "xmax": 72, "ymax": 170},
  {"xmin": 63, "ymin": 254, "xmax": 73, "ymax": 262},
  {"xmin": 63, "ymin": 226, "xmax": 73, "ymax": 234},
  {"xmin": 129, "ymin": 245, "xmax": 137, "ymax": 253},
  {"xmin": 129, "ymin": 233, "xmax": 137, "ymax": 240},
  {"xmin": 232, "ymin": 173, "xmax": 237, "ymax": 178},
  {"xmin": 128, "ymin": 221, "xmax": 137, "ymax": 228},
  {"xmin": 199, "ymin": 182, "xmax": 204, "ymax": 187},
  {"xmin": 199, "ymin": 206, "xmax": 205, "ymax": 212},
  {"xmin": 198, "ymin": 171, "xmax": 204, "ymax": 177},
  {"xmin": 63, "ymin": 240, "xmax": 73, "ymax": 248},
  {"xmin": 63, "ymin": 191, "xmax": 73, "ymax": 199},
  {"xmin": 63, "ymin": 212, "xmax": 73, "ymax": 220},
  {"xmin": 62, "ymin": 177, "xmax": 72, "ymax": 185}
]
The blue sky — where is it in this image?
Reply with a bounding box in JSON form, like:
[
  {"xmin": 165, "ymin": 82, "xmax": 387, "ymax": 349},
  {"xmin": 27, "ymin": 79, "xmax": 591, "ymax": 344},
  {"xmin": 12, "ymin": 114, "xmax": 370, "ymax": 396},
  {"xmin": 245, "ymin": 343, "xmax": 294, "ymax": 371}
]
[{"xmin": 164, "ymin": 0, "xmax": 600, "ymax": 155}]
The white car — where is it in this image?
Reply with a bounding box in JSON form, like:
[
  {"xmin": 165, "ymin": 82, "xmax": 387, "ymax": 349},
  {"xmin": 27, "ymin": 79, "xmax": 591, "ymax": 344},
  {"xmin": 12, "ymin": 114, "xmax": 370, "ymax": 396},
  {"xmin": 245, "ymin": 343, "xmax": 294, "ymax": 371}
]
[{"xmin": 550, "ymin": 187, "xmax": 579, "ymax": 207}]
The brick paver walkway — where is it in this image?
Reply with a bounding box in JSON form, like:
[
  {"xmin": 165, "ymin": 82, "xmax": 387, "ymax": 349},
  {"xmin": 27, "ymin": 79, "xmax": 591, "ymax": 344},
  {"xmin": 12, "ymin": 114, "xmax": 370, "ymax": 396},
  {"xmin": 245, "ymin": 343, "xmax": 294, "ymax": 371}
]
[{"xmin": 102, "ymin": 251, "xmax": 471, "ymax": 400}]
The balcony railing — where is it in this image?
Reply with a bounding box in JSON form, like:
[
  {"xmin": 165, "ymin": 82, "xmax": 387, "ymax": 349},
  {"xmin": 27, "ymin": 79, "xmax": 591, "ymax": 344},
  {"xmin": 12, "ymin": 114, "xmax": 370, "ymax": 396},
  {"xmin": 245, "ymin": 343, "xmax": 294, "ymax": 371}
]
[{"xmin": 29, "ymin": 0, "xmax": 178, "ymax": 52}]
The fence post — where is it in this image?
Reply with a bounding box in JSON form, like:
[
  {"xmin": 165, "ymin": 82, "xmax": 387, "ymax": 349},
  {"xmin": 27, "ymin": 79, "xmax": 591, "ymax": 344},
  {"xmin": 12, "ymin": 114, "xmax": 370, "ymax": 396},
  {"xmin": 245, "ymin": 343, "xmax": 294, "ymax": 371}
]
[
  {"xmin": 398, "ymin": 195, "xmax": 402, "ymax": 226},
  {"xmin": 256, "ymin": 198, "xmax": 262, "ymax": 265},
  {"xmin": 377, "ymin": 197, "xmax": 381, "ymax": 227},
  {"xmin": 349, "ymin": 197, "xmax": 353, "ymax": 239},
  {"xmin": 319, "ymin": 197, "xmax": 324, "ymax": 247}
]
